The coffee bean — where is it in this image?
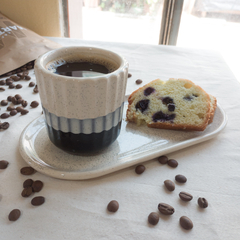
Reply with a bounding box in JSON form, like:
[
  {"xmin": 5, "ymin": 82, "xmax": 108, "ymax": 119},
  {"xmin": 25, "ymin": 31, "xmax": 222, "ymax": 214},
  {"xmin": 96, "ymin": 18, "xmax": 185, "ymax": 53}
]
[
  {"xmin": 0, "ymin": 122, "xmax": 10, "ymax": 130},
  {"xmin": 128, "ymin": 73, "xmax": 132, "ymax": 78},
  {"xmin": 31, "ymin": 196, "xmax": 45, "ymax": 206},
  {"xmin": 20, "ymin": 166, "xmax": 35, "ymax": 175},
  {"xmin": 22, "ymin": 100, "xmax": 28, "ymax": 108},
  {"xmin": 29, "ymin": 82, "xmax": 35, "ymax": 87},
  {"xmin": 16, "ymin": 106, "xmax": 24, "ymax": 112},
  {"xmin": 158, "ymin": 203, "xmax": 175, "ymax": 215},
  {"xmin": 23, "ymin": 179, "xmax": 34, "ymax": 188},
  {"xmin": 17, "ymin": 98, "xmax": 23, "ymax": 104},
  {"xmin": 167, "ymin": 159, "xmax": 178, "ymax": 168},
  {"xmin": 1, "ymin": 100, "xmax": 8, "ymax": 106},
  {"xmin": 0, "ymin": 80, "xmax": 6, "ymax": 85},
  {"xmin": 179, "ymin": 216, "xmax": 193, "ymax": 230},
  {"xmin": 148, "ymin": 212, "xmax": 159, "ymax": 225},
  {"xmin": 21, "ymin": 109, "xmax": 29, "ymax": 115},
  {"xmin": 7, "ymin": 106, "xmax": 15, "ymax": 111},
  {"xmin": 179, "ymin": 192, "xmax": 193, "ymax": 201},
  {"xmin": 7, "ymin": 96, "xmax": 13, "ymax": 102},
  {"xmin": 107, "ymin": 200, "xmax": 119, "ymax": 212},
  {"xmin": 23, "ymin": 71, "xmax": 29, "ymax": 75},
  {"xmin": 158, "ymin": 155, "xmax": 168, "ymax": 164},
  {"xmin": 6, "ymin": 79, "xmax": 13, "ymax": 85},
  {"xmin": 17, "ymin": 73, "xmax": 22, "ymax": 77},
  {"xmin": 0, "ymin": 160, "xmax": 9, "ymax": 169},
  {"xmin": 135, "ymin": 165, "xmax": 145, "ymax": 174},
  {"xmin": 198, "ymin": 197, "xmax": 208, "ymax": 208},
  {"xmin": 9, "ymin": 84, "xmax": 15, "ymax": 89},
  {"xmin": 136, "ymin": 79, "xmax": 143, "ymax": 84},
  {"xmin": 21, "ymin": 187, "xmax": 33, "ymax": 197},
  {"xmin": 0, "ymin": 87, "xmax": 5, "ymax": 91},
  {"xmin": 1, "ymin": 113, "xmax": 10, "ymax": 119},
  {"xmin": 10, "ymin": 110, "xmax": 18, "ymax": 116},
  {"xmin": 175, "ymin": 174, "xmax": 187, "ymax": 183},
  {"xmin": 26, "ymin": 65, "xmax": 32, "ymax": 70},
  {"xmin": 33, "ymin": 86, "xmax": 39, "ymax": 93},
  {"xmin": 30, "ymin": 101, "xmax": 39, "ymax": 108},
  {"xmin": 21, "ymin": 67, "xmax": 27, "ymax": 71},
  {"xmin": 16, "ymin": 84, "xmax": 22, "ymax": 89},
  {"xmin": 11, "ymin": 97, "xmax": 18, "ymax": 105},
  {"xmin": 164, "ymin": 180, "xmax": 175, "ymax": 191},
  {"xmin": 32, "ymin": 180, "xmax": 43, "ymax": 192},
  {"xmin": 8, "ymin": 209, "xmax": 21, "ymax": 221},
  {"xmin": 11, "ymin": 76, "xmax": 20, "ymax": 81},
  {"xmin": 15, "ymin": 94, "xmax": 22, "ymax": 100},
  {"xmin": 24, "ymin": 76, "xmax": 31, "ymax": 80}
]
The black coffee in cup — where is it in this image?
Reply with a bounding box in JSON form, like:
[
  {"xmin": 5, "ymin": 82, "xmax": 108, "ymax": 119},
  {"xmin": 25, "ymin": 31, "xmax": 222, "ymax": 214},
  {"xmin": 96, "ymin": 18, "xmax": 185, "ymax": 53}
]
[{"xmin": 47, "ymin": 55, "xmax": 118, "ymax": 78}]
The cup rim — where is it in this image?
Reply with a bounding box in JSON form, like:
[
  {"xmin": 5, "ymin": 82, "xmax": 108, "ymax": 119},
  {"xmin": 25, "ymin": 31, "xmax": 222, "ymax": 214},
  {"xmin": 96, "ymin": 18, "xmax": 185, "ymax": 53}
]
[{"xmin": 35, "ymin": 46, "xmax": 128, "ymax": 80}]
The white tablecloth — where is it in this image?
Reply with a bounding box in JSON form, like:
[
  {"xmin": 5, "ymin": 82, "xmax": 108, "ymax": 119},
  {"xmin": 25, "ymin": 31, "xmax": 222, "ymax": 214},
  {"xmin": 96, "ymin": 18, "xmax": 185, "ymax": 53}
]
[{"xmin": 1, "ymin": 37, "xmax": 239, "ymax": 240}]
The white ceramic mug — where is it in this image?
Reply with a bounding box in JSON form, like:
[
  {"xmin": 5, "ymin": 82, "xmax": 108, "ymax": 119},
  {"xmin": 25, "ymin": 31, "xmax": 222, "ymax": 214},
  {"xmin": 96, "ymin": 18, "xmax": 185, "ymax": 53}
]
[{"xmin": 34, "ymin": 46, "xmax": 128, "ymax": 154}]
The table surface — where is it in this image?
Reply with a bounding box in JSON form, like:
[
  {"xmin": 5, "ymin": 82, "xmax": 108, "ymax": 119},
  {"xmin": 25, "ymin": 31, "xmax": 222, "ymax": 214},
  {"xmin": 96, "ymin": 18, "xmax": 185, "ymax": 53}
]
[{"xmin": 1, "ymin": 37, "xmax": 239, "ymax": 240}]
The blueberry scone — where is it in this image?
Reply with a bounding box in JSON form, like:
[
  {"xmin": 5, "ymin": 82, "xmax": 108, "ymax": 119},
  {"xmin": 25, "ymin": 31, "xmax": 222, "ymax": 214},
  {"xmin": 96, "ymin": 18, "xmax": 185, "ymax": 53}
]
[{"xmin": 126, "ymin": 78, "xmax": 216, "ymax": 131}]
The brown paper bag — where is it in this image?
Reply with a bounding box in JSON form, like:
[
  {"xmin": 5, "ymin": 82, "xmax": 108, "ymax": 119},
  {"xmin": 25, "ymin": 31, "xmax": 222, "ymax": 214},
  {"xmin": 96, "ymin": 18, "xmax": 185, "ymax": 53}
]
[{"xmin": 0, "ymin": 12, "xmax": 61, "ymax": 76}]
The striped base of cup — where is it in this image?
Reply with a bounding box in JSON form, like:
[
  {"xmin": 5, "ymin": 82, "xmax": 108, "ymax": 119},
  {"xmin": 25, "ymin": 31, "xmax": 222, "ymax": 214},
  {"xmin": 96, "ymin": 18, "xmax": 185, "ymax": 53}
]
[{"xmin": 42, "ymin": 103, "xmax": 124, "ymax": 153}]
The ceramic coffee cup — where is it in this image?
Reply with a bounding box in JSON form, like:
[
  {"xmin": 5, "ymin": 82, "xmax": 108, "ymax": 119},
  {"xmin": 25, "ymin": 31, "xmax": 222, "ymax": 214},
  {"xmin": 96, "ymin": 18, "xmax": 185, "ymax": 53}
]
[{"xmin": 34, "ymin": 46, "xmax": 128, "ymax": 154}]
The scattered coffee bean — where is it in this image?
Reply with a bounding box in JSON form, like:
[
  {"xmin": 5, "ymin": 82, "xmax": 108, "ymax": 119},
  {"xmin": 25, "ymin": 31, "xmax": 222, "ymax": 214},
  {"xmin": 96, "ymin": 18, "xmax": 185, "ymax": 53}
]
[
  {"xmin": 21, "ymin": 109, "xmax": 29, "ymax": 115},
  {"xmin": 148, "ymin": 212, "xmax": 159, "ymax": 225},
  {"xmin": 32, "ymin": 180, "xmax": 43, "ymax": 192},
  {"xmin": 11, "ymin": 97, "xmax": 18, "ymax": 105},
  {"xmin": 20, "ymin": 166, "xmax": 35, "ymax": 175},
  {"xmin": 6, "ymin": 79, "xmax": 13, "ymax": 85},
  {"xmin": 16, "ymin": 84, "xmax": 22, "ymax": 89},
  {"xmin": 164, "ymin": 180, "xmax": 175, "ymax": 191},
  {"xmin": 0, "ymin": 80, "xmax": 6, "ymax": 85},
  {"xmin": 30, "ymin": 101, "xmax": 39, "ymax": 108},
  {"xmin": 33, "ymin": 86, "xmax": 39, "ymax": 93},
  {"xmin": 23, "ymin": 179, "xmax": 34, "ymax": 188},
  {"xmin": 175, "ymin": 174, "xmax": 187, "ymax": 183},
  {"xmin": 136, "ymin": 79, "xmax": 143, "ymax": 84},
  {"xmin": 21, "ymin": 100, "xmax": 28, "ymax": 108},
  {"xmin": 1, "ymin": 100, "xmax": 8, "ymax": 106},
  {"xmin": 128, "ymin": 73, "xmax": 132, "ymax": 78},
  {"xmin": 107, "ymin": 200, "xmax": 119, "ymax": 212},
  {"xmin": 24, "ymin": 75, "xmax": 31, "ymax": 80},
  {"xmin": 135, "ymin": 165, "xmax": 145, "ymax": 174},
  {"xmin": 179, "ymin": 216, "xmax": 193, "ymax": 230},
  {"xmin": 158, "ymin": 203, "xmax": 175, "ymax": 215},
  {"xmin": 0, "ymin": 160, "xmax": 9, "ymax": 169},
  {"xmin": 11, "ymin": 76, "xmax": 20, "ymax": 81},
  {"xmin": 15, "ymin": 94, "xmax": 22, "ymax": 100},
  {"xmin": 10, "ymin": 110, "xmax": 18, "ymax": 116},
  {"xmin": 7, "ymin": 106, "xmax": 15, "ymax": 111},
  {"xmin": 7, "ymin": 96, "xmax": 13, "ymax": 102},
  {"xmin": 198, "ymin": 197, "xmax": 208, "ymax": 208},
  {"xmin": 0, "ymin": 87, "xmax": 5, "ymax": 91},
  {"xmin": 17, "ymin": 98, "xmax": 23, "ymax": 104},
  {"xmin": 21, "ymin": 187, "xmax": 33, "ymax": 197},
  {"xmin": 8, "ymin": 209, "xmax": 21, "ymax": 221},
  {"xmin": 21, "ymin": 67, "xmax": 27, "ymax": 71},
  {"xmin": 179, "ymin": 192, "xmax": 193, "ymax": 202},
  {"xmin": 1, "ymin": 113, "xmax": 10, "ymax": 119},
  {"xmin": 158, "ymin": 155, "xmax": 168, "ymax": 164},
  {"xmin": 29, "ymin": 82, "xmax": 35, "ymax": 87},
  {"xmin": 9, "ymin": 84, "xmax": 15, "ymax": 89},
  {"xmin": 31, "ymin": 196, "xmax": 45, "ymax": 206},
  {"xmin": 17, "ymin": 73, "xmax": 22, "ymax": 77},
  {"xmin": 16, "ymin": 106, "xmax": 24, "ymax": 112},
  {"xmin": 0, "ymin": 122, "xmax": 10, "ymax": 130},
  {"xmin": 167, "ymin": 159, "xmax": 178, "ymax": 168}
]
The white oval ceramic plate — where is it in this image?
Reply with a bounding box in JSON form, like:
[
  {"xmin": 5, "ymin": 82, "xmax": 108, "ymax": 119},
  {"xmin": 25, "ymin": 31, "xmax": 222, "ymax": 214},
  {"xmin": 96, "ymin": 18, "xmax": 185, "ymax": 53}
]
[{"xmin": 19, "ymin": 102, "xmax": 227, "ymax": 180}]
